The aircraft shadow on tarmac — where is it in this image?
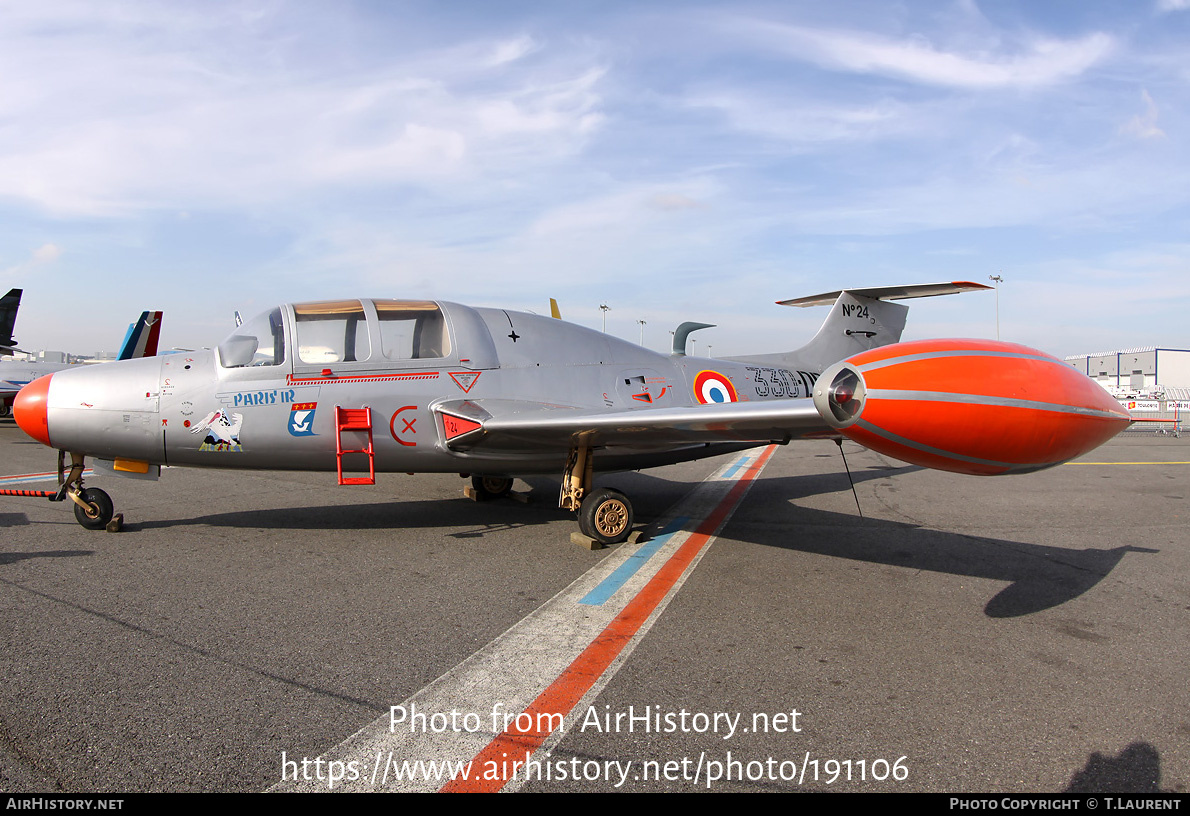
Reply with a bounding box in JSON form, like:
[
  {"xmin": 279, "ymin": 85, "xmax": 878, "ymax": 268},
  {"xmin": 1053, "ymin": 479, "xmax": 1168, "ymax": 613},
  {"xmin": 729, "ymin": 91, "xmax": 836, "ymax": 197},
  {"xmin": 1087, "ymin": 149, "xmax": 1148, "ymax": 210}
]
[
  {"xmin": 0, "ymin": 549, "xmax": 93, "ymax": 565},
  {"xmin": 728, "ymin": 468, "xmax": 1157, "ymax": 618},
  {"xmin": 1065, "ymin": 741, "xmax": 1168, "ymax": 793},
  {"xmin": 124, "ymin": 463, "xmax": 1151, "ymax": 619}
]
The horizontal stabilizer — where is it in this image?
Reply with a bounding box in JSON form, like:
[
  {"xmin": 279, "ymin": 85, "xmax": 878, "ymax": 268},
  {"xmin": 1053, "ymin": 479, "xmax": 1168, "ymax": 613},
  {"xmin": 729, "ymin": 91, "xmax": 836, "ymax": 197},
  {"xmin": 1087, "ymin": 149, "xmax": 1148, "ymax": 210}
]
[{"xmin": 778, "ymin": 281, "xmax": 991, "ymax": 308}]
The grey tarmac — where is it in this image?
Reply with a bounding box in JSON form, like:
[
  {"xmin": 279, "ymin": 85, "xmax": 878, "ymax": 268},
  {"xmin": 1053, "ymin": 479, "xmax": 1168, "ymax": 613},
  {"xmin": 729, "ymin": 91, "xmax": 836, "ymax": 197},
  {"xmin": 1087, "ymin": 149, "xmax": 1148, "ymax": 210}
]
[{"xmin": 0, "ymin": 422, "xmax": 1185, "ymax": 793}]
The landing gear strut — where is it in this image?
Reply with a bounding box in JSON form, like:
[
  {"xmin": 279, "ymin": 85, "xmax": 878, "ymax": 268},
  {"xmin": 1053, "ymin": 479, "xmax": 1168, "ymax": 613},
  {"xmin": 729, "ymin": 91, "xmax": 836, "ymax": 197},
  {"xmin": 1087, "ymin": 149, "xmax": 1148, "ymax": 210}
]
[
  {"xmin": 58, "ymin": 451, "xmax": 114, "ymax": 530},
  {"xmin": 559, "ymin": 442, "xmax": 634, "ymax": 545},
  {"xmin": 0, "ymin": 451, "xmax": 116, "ymax": 529}
]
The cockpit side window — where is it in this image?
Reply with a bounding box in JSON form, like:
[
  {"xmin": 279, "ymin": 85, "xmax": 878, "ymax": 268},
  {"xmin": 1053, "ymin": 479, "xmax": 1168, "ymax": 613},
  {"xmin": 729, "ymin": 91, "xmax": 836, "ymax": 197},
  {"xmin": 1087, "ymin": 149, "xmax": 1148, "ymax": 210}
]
[
  {"xmin": 218, "ymin": 308, "xmax": 286, "ymax": 368},
  {"xmin": 374, "ymin": 300, "xmax": 450, "ymax": 360},
  {"xmin": 294, "ymin": 300, "xmax": 370, "ymax": 364}
]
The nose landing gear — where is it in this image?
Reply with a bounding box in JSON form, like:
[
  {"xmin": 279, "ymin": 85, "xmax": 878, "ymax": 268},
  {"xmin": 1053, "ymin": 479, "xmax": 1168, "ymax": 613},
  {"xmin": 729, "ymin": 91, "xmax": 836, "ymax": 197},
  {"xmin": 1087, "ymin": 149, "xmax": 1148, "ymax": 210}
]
[
  {"xmin": 55, "ymin": 451, "xmax": 116, "ymax": 529},
  {"xmin": 0, "ymin": 450, "xmax": 117, "ymax": 529},
  {"xmin": 52, "ymin": 451, "xmax": 115, "ymax": 530}
]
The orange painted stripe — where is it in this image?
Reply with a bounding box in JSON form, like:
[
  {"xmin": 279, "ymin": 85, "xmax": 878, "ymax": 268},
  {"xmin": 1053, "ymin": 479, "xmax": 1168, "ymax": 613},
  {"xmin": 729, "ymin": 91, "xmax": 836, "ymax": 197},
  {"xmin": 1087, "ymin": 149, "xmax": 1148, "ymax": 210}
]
[{"xmin": 440, "ymin": 445, "xmax": 778, "ymax": 793}]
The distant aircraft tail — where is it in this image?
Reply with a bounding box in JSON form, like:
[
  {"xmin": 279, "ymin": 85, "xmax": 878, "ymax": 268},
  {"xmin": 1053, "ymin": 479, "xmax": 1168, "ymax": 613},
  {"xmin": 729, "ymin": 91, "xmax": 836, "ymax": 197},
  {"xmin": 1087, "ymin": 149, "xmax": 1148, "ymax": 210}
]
[
  {"xmin": 0, "ymin": 288, "xmax": 22, "ymax": 356},
  {"xmin": 117, "ymin": 311, "xmax": 163, "ymax": 360},
  {"xmin": 735, "ymin": 281, "xmax": 990, "ymax": 372}
]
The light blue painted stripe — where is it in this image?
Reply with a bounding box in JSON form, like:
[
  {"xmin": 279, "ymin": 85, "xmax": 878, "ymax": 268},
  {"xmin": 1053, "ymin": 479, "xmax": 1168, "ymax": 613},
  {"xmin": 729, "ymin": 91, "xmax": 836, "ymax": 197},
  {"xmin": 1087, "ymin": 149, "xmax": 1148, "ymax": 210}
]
[
  {"xmin": 578, "ymin": 516, "xmax": 690, "ymax": 606},
  {"xmin": 720, "ymin": 455, "xmax": 752, "ymax": 480},
  {"xmin": 0, "ymin": 469, "xmax": 92, "ymax": 486}
]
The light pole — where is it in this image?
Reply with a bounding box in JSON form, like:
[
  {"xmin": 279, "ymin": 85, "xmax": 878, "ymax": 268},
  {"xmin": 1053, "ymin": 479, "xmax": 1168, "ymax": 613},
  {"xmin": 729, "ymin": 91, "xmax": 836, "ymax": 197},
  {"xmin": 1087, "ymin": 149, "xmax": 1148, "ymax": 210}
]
[
  {"xmin": 637, "ymin": 319, "xmax": 646, "ymax": 345},
  {"xmin": 988, "ymin": 274, "xmax": 1003, "ymax": 340},
  {"xmin": 599, "ymin": 304, "xmax": 610, "ymax": 333}
]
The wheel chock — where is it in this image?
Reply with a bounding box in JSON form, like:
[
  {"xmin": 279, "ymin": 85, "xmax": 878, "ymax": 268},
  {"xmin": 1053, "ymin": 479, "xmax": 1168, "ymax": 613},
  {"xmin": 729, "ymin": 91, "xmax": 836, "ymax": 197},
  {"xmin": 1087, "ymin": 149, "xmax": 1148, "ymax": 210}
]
[
  {"xmin": 106, "ymin": 513, "xmax": 124, "ymax": 533},
  {"xmin": 570, "ymin": 528, "xmax": 641, "ymax": 550},
  {"xmin": 571, "ymin": 531, "xmax": 603, "ymax": 550}
]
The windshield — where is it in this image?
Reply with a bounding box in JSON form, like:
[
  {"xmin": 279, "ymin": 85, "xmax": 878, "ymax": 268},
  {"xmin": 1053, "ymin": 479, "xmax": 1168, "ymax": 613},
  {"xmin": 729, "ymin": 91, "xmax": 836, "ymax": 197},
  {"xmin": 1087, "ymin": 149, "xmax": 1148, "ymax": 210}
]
[{"xmin": 218, "ymin": 308, "xmax": 286, "ymax": 368}]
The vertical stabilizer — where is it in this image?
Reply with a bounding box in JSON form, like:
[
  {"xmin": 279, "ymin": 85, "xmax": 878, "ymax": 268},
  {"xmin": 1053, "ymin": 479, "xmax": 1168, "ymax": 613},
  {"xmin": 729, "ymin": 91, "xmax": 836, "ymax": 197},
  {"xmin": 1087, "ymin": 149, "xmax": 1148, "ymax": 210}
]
[
  {"xmin": 0, "ymin": 289, "xmax": 22, "ymax": 356},
  {"xmin": 118, "ymin": 311, "xmax": 163, "ymax": 360},
  {"xmin": 733, "ymin": 281, "xmax": 989, "ymax": 372}
]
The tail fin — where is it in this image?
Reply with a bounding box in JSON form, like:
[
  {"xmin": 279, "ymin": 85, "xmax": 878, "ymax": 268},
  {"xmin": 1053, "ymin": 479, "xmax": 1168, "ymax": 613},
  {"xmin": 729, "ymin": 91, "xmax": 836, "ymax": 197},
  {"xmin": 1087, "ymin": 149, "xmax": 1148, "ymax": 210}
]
[
  {"xmin": 737, "ymin": 281, "xmax": 990, "ymax": 371},
  {"xmin": 0, "ymin": 288, "xmax": 22, "ymax": 356},
  {"xmin": 117, "ymin": 311, "xmax": 163, "ymax": 360}
]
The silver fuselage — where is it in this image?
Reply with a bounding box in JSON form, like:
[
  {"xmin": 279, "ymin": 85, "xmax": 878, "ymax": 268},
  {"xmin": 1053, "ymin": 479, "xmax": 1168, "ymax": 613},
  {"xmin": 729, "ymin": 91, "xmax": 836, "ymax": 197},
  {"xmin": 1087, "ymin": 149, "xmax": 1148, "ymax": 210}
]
[{"xmin": 36, "ymin": 300, "xmax": 828, "ymax": 475}]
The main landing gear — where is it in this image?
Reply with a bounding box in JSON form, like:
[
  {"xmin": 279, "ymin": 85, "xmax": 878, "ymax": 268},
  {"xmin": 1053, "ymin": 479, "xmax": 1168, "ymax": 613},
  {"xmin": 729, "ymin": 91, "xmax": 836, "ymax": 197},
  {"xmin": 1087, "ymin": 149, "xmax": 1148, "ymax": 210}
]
[
  {"xmin": 560, "ymin": 443, "xmax": 634, "ymax": 546},
  {"xmin": 470, "ymin": 475, "xmax": 513, "ymax": 500}
]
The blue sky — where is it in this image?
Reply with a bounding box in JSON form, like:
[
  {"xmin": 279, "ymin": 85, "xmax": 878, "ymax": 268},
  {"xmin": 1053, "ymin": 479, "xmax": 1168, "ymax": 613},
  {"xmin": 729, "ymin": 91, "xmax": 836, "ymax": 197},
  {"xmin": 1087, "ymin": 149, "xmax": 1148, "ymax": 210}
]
[{"xmin": 2, "ymin": 0, "xmax": 1188, "ymax": 358}]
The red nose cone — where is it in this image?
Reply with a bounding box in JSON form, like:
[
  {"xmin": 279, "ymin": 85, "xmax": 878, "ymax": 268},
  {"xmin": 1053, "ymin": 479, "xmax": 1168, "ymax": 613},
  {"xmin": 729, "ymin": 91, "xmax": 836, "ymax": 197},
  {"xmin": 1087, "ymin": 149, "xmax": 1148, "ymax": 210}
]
[{"xmin": 14, "ymin": 373, "xmax": 52, "ymax": 447}]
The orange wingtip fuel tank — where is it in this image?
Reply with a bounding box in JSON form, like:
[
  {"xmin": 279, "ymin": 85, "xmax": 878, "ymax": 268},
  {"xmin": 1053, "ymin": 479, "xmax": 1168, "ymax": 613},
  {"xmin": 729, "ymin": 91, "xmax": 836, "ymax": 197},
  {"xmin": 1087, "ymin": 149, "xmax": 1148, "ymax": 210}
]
[{"xmin": 812, "ymin": 339, "xmax": 1132, "ymax": 475}]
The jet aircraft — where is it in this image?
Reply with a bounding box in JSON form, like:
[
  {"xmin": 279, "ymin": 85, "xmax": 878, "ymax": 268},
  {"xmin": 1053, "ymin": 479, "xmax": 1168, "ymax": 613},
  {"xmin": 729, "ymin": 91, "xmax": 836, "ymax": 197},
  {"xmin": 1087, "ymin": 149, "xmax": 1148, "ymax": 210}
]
[{"xmin": 13, "ymin": 283, "xmax": 1131, "ymax": 540}]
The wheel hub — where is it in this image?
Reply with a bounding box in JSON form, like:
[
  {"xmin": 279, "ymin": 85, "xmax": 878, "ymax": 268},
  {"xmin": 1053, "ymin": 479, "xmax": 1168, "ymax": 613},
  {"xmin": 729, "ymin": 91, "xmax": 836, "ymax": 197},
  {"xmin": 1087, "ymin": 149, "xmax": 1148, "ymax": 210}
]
[{"xmin": 595, "ymin": 500, "xmax": 628, "ymax": 537}]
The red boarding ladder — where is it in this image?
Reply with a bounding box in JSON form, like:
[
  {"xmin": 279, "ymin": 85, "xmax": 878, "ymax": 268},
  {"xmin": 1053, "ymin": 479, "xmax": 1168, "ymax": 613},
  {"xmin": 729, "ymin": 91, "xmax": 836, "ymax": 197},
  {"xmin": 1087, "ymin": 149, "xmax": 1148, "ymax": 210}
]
[{"xmin": 334, "ymin": 406, "xmax": 376, "ymax": 486}]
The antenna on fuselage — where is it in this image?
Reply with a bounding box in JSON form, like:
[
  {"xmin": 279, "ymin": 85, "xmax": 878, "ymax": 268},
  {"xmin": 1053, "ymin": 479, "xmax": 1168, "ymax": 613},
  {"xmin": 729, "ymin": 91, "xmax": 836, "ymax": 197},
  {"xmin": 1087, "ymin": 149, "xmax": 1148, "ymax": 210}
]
[{"xmin": 671, "ymin": 322, "xmax": 715, "ymax": 356}]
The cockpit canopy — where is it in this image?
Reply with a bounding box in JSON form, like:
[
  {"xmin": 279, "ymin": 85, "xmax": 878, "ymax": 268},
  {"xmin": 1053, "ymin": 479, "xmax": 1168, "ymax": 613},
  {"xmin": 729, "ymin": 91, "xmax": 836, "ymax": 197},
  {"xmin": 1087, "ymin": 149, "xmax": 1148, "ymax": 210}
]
[{"xmin": 218, "ymin": 299, "xmax": 451, "ymax": 369}]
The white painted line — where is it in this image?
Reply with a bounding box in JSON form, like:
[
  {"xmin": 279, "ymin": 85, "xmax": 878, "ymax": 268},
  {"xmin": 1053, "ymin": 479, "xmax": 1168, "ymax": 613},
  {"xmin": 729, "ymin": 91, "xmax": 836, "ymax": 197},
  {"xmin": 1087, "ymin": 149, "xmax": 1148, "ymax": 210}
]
[{"xmin": 270, "ymin": 447, "xmax": 775, "ymax": 792}]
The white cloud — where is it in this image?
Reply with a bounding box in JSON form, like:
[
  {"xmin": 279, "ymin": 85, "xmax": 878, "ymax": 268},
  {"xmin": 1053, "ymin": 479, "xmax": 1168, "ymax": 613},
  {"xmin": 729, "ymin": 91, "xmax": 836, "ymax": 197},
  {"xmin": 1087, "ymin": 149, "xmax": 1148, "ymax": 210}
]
[
  {"xmin": 686, "ymin": 93, "xmax": 909, "ymax": 144},
  {"xmin": 0, "ymin": 7, "xmax": 606, "ymax": 215},
  {"xmin": 1122, "ymin": 89, "xmax": 1165, "ymax": 139},
  {"xmin": 3, "ymin": 243, "xmax": 63, "ymax": 277},
  {"xmin": 731, "ymin": 20, "xmax": 1114, "ymax": 89},
  {"xmin": 486, "ymin": 34, "xmax": 539, "ymax": 67}
]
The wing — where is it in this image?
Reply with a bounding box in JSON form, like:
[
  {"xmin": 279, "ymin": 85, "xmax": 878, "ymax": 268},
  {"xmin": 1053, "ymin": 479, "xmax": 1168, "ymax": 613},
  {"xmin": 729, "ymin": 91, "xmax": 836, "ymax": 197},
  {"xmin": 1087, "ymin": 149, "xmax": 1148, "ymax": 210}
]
[{"xmin": 433, "ymin": 398, "xmax": 830, "ymax": 453}]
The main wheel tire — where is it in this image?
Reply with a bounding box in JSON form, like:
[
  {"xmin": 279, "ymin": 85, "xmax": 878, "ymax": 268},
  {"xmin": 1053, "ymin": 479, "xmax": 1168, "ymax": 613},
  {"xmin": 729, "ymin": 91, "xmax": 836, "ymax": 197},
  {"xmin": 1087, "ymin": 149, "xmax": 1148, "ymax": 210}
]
[
  {"xmin": 471, "ymin": 475, "xmax": 513, "ymax": 500},
  {"xmin": 578, "ymin": 488, "xmax": 633, "ymax": 545},
  {"xmin": 73, "ymin": 487, "xmax": 114, "ymax": 530}
]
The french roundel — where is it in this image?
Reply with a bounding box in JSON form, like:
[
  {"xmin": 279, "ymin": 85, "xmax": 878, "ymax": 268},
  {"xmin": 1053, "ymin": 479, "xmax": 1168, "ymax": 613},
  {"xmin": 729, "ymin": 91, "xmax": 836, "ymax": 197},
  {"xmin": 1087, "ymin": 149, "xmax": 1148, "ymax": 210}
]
[{"xmin": 693, "ymin": 370, "xmax": 738, "ymax": 404}]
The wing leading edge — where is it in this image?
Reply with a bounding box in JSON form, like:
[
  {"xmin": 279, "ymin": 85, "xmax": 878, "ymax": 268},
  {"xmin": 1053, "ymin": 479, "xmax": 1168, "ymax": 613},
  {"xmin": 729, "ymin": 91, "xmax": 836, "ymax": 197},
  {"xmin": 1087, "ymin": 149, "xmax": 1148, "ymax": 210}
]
[{"xmin": 434, "ymin": 398, "xmax": 829, "ymax": 453}]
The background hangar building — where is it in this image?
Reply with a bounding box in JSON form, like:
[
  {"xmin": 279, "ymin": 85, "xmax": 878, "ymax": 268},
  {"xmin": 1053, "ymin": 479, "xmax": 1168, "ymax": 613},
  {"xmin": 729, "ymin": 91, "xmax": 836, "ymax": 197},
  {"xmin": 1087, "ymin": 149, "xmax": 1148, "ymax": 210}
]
[{"xmin": 1064, "ymin": 347, "xmax": 1190, "ymax": 399}]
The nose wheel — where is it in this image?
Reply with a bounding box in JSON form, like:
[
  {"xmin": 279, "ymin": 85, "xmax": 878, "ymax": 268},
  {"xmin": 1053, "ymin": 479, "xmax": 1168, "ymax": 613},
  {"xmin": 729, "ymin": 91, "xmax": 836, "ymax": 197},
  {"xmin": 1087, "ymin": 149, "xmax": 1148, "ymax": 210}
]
[
  {"xmin": 55, "ymin": 451, "xmax": 118, "ymax": 530},
  {"xmin": 72, "ymin": 487, "xmax": 114, "ymax": 530}
]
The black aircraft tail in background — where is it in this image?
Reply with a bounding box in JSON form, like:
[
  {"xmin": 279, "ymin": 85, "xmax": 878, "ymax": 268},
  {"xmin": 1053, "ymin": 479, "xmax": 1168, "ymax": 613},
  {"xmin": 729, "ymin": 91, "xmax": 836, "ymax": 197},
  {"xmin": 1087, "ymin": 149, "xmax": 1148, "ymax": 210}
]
[{"xmin": 0, "ymin": 289, "xmax": 22, "ymax": 356}]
